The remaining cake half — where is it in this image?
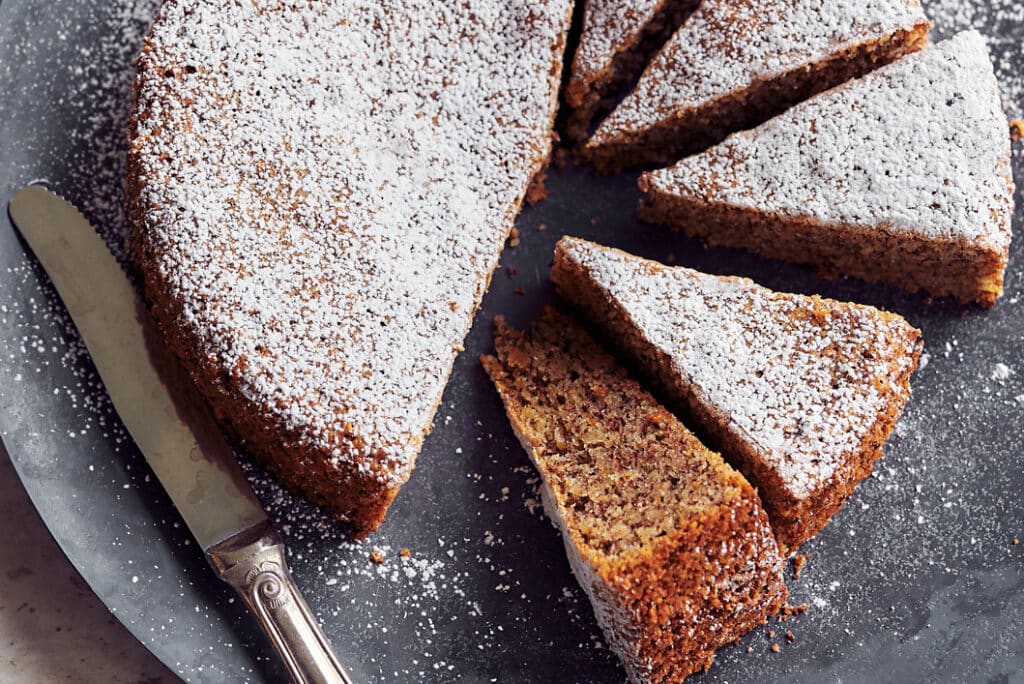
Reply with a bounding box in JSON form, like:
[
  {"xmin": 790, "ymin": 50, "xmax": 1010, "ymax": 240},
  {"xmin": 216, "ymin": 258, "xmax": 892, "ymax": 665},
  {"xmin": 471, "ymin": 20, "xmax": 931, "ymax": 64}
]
[
  {"xmin": 639, "ymin": 31, "xmax": 1014, "ymax": 307},
  {"xmin": 552, "ymin": 238, "xmax": 922, "ymax": 553},
  {"xmin": 563, "ymin": 0, "xmax": 698, "ymax": 141},
  {"xmin": 583, "ymin": 0, "xmax": 930, "ymax": 172},
  {"xmin": 127, "ymin": 0, "xmax": 573, "ymax": 535},
  {"xmin": 483, "ymin": 308, "xmax": 787, "ymax": 683}
]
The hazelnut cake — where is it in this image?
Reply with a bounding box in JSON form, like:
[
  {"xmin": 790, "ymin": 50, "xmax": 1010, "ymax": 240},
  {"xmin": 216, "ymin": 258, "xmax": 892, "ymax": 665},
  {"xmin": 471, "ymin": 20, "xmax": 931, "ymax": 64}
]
[
  {"xmin": 639, "ymin": 31, "xmax": 1015, "ymax": 307},
  {"xmin": 552, "ymin": 238, "xmax": 923, "ymax": 553},
  {"xmin": 563, "ymin": 0, "xmax": 698, "ymax": 141},
  {"xmin": 482, "ymin": 308, "xmax": 787, "ymax": 683},
  {"xmin": 127, "ymin": 0, "xmax": 573, "ymax": 535},
  {"xmin": 583, "ymin": 0, "xmax": 931, "ymax": 172}
]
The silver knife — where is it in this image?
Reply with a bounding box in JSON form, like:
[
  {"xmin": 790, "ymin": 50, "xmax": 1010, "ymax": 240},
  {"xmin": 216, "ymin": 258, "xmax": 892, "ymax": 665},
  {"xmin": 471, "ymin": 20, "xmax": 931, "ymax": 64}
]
[{"xmin": 7, "ymin": 185, "xmax": 354, "ymax": 684}]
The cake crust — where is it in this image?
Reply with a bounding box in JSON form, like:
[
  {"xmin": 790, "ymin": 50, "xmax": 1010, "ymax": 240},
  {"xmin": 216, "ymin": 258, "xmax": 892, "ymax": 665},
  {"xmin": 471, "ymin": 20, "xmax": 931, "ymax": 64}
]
[
  {"xmin": 127, "ymin": 0, "xmax": 572, "ymax": 535},
  {"xmin": 552, "ymin": 238, "xmax": 922, "ymax": 553},
  {"xmin": 483, "ymin": 309, "xmax": 787, "ymax": 682}
]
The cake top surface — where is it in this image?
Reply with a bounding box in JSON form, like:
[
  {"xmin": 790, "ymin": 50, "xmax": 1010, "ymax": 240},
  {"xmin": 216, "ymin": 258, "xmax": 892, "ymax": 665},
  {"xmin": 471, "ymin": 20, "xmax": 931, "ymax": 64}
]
[
  {"xmin": 129, "ymin": 0, "xmax": 570, "ymax": 486},
  {"xmin": 643, "ymin": 31, "xmax": 1013, "ymax": 251},
  {"xmin": 589, "ymin": 0, "xmax": 928, "ymax": 146},
  {"xmin": 483, "ymin": 307, "xmax": 751, "ymax": 562},
  {"xmin": 569, "ymin": 0, "xmax": 664, "ymax": 97},
  {"xmin": 557, "ymin": 238, "xmax": 921, "ymax": 500}
]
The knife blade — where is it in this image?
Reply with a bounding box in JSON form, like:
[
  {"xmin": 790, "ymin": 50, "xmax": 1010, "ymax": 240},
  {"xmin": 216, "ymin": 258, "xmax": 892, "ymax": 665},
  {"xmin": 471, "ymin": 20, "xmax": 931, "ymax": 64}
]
[{"xmin": 8, "ymin": 185, "xmax": 353, "ymax": 684}]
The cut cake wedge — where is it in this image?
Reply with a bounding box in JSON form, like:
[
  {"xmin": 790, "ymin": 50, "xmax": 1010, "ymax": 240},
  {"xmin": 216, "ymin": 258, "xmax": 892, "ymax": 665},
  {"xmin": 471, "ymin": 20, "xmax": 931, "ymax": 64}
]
[
  {"xmin": 483, "ymin": 308, "xmax": 787, "ymax": 683},
  {"xmin": 564, "ymin": 0, "xmax": 698, "ymax": 141},
  {"xmin": 552, "ymin": 237, "xmax": 922, "ymax": 553},
  {"xmin": 639, "ymin": 31, "xmax": 1014, "ymax": 307},
  {"xmin": 584, "ymin": 0, "xmax": 930, "ymax": 172}
]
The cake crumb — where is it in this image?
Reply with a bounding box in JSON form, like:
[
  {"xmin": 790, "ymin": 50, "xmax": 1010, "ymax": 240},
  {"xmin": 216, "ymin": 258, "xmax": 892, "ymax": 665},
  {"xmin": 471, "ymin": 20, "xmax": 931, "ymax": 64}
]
[
  {"xmin": 370, "ymin": 549, "xmax": 386, "ymax": 564},
  {"xmin": 785, "ymin": 630, "xmax": 795, "ymax": 643},
  {"xmin": 508, "ymin": 227, "xmax": 521, "ymax": 247},
  {"xmin": 1014, "ymin": 538, "xmax": 1020, "ymax": 546},
  {"xmin": 400, "ymin": 548, "xmax": 412, "ymax": 558},
  {"xmin": 770, "ymin": 643, "xmax": 780, "ymax": 653},
  {"xmin": 525, "ymin": 171, "xmax": 549, "ymax": 205},
  {"xmin": 792, "ymin": 553, "xmax": 809, "ymax": 580},
  {"xmin": 1010, "ymin": 119, "xmax": 1024, "ymax": 142}
]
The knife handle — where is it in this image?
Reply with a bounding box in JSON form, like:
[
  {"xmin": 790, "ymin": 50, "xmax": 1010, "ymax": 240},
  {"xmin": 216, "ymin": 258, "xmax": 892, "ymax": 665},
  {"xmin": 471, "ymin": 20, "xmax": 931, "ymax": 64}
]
[{"xmin": 208, "ymin": 521, "xmax": 355, "ymax": 684}]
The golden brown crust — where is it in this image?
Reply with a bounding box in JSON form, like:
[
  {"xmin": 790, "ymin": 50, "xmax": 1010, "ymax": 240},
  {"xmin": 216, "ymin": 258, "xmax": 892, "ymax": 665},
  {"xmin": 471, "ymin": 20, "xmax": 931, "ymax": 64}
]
[{"xmin": 638, "ymin": 182, "xmax": 1008, "ymax": 308}]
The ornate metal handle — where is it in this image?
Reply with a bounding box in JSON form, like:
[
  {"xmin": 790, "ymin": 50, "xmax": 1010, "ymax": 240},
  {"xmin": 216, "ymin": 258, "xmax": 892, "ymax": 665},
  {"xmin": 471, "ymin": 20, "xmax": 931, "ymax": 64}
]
[{"xmin": 207, "ymin": 521, "xmax": 355, "ymax": 684}]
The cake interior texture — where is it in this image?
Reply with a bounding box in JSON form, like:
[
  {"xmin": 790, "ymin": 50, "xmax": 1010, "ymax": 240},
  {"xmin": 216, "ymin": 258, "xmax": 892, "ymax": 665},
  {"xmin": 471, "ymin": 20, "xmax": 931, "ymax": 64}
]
[
  {"xmin": 551, "ymin": 238, "xmax": 922, "ymax": 554},
  {"xmin": 564, "ymin": 0, "xmax": 699, "ymax": 141},
  {"xmin": 483, "ymin": 308, "xmax": 787, "ymax": 683}
]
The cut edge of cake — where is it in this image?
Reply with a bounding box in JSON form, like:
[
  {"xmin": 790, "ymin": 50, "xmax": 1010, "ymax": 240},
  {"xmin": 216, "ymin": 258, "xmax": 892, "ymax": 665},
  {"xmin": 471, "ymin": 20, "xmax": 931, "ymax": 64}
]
[
  {"xmin": 551, "ymin": 237, "xmax": 922, "ymax": 553},
  {"xmin": 483, "ymin": 307, "xmax": 787, "ymax": 682}
]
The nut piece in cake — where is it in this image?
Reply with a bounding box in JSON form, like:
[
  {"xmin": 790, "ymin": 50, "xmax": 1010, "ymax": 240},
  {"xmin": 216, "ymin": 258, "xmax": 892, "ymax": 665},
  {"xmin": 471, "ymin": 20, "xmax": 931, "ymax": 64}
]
[
  {"xmin": 552, "ymin": 237, "xmax": 922, "ymax": 554},
  {"xmin": 483, "ymin": 308, "xmax": 787, "ymax": 683},
  {"xmin": 639, "ymin": 31, "xmax": 1014, "ymax": 308},
  {"xmin": 583, "ymin": 0, "xmax": 930, "ymax": 172}
]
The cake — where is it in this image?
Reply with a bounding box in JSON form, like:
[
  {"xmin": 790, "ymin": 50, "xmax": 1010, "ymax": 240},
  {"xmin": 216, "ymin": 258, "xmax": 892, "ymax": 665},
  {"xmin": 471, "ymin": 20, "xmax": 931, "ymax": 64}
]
[
  {"xmin": 482, "ymin": 308, "xmax": 787, "ymax": 683},
  {"xmin": 126, "ymin": 0, "xmax": 573, "ymax": 536},
  {"xmin": 551, "ymin": 238, "xmax": 922, "ymax": 553},
  {"xmin": 639, "ymin": 31, "xmax": 1014, "ymax": 307},
  {"xmin": 563, "ymin": 0, "xmax": 698, "ymax": 141},
  {"xmin": 583, "ymin": 0, "xmax": 930, "ymax": 172}
]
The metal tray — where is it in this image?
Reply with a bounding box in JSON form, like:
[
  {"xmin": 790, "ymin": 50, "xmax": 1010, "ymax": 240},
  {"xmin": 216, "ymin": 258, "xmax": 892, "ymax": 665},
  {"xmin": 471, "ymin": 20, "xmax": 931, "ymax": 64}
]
[{"xmin": 1, "ymin": 1, "xmax": 1022, "ymax": 681}]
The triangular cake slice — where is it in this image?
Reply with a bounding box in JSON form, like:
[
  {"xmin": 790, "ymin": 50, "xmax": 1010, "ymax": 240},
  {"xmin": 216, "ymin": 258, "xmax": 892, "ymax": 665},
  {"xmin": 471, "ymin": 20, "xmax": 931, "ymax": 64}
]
[
  {"xmin": 552, "ymin": 238, "xmax": 922, "ymax": 553},
  {"xmin": 639, "ymin": 31, "xmax": 1014, "ymax": 307},
  {"xmin": 563, "ymin": 0, "xmax": 698, "ymax": 141},
  {"xmin": 483, "ymin": 308, "xmax": 787, "ymax": 683},
  {"xmin": 583, "ymin": 0, "xmax": 930, "ymax": 172},
  {"xmin": 127, "ymin": 1, "xmax": 573, "ymax": 535}
]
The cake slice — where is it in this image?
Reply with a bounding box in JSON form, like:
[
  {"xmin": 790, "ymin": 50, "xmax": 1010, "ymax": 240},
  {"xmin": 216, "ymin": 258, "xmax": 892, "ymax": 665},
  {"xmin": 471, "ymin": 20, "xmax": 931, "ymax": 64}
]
[
  {"xmin": 583, "ymin": 0, "xmax": 930, "ymax": 172},
  {"xmin": 639, "ymin": 31, "xmax": 1014, "ymax": 307},
  {"xmin": 552, "ymin": 238, "xmax": 922, "ymax": 553},
  {"xmin": 563, "ymin": 0, "xmax": 698, "ymax": 141},
  {"xmin": 483, "ymin": 308, "xmax": 787, "ymax": 683}
]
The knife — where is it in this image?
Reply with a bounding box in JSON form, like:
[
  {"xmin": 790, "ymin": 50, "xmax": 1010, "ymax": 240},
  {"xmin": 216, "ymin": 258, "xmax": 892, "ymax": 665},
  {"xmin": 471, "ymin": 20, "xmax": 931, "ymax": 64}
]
[{"xmin": 7, "ymin": 185, "xmax": 354, "ymax": 684}]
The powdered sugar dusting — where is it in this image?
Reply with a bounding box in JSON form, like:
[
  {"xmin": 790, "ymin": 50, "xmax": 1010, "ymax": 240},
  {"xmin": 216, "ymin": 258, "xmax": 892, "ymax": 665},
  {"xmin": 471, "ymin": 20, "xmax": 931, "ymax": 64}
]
[
  {"xmin": 646, "ymin": 32, "xmax": 1014, "ymax": 250},
  {"xmin": 129, "ymin": 1, "xmax": 571, "ymax": 485},
  {"xmin": 558, "ymin": 238, "xmax": 920, "ymax": 499},
  {"xmin": 590, "ymin": 0, "xmax": 928, "ymax": 146}
]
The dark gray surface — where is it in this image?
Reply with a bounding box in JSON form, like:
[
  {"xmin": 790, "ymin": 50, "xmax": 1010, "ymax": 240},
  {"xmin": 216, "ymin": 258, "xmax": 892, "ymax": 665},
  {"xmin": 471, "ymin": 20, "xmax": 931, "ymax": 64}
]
[{"xmin": 1, "ymin": 1, "xmax": 1023, "ymax": 682}]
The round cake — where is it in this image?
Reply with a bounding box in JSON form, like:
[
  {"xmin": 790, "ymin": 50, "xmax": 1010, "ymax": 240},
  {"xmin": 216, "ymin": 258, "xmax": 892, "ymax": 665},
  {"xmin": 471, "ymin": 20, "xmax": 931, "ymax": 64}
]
[{"xmin": 127, "ymin": 0, "xmax": 572, "ymax": 535}]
